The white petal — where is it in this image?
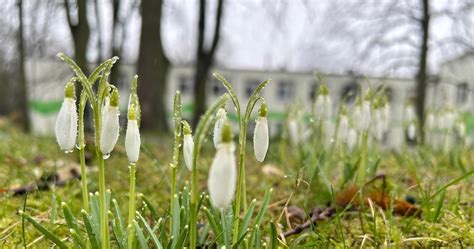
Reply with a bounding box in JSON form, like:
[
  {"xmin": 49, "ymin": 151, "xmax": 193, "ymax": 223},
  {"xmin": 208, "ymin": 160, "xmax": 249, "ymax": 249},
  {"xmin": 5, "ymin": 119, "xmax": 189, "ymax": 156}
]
[
  {"xmin": 183, "ymin": 134, "xmax": 194, "ymax": 171},
  {"xmin": 213, "ymin": 109, "xmax": 227, "ymax": 148},
  {"xmin": 361, "ymin": 101, "xmax": 371, "ymax": 130},
  {"xmin": 125, "ymin": 120, "xmax": 140, "ymax": 163},
  {"xmin": 253, "ymin": 117, "xmax": 269, "ymax": 162},
  {"xmin": 55, "ymin": 98, "xmax": 77, "ymax": 152},
  {"xmin": 288, "ymin": 119, "xmax": 299, "ymax": 146},
  {"xmin": 347, "ymin": 129, "xmax": 357, "ymax": 151},
  {"xmin": 408, "ymin": 123, "xmax": 416, "ymax": 140},
  {"xmin": 338, "ymin": 115, "xmax": 348, "ymax": 142},
  {"xmin": 100, "ymin": 106, "xmax": 120, "ymax": 155},
  {"xmin": 208, "ymin": 143, "xmax": 236, "ymax": 210}
]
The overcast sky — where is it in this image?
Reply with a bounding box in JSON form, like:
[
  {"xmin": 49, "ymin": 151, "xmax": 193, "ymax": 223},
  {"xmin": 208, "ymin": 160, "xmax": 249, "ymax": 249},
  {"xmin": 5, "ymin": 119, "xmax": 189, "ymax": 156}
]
[{"xmin": 2, "ymin": 0, "xmax": 473, "ymax": 78}]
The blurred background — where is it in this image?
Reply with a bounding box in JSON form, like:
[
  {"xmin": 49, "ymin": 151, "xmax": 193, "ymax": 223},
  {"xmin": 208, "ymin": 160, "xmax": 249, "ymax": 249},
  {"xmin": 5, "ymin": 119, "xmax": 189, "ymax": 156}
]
[{"xmin": 0, "ymin": 0, "xmax": 473, "ymax": 147}]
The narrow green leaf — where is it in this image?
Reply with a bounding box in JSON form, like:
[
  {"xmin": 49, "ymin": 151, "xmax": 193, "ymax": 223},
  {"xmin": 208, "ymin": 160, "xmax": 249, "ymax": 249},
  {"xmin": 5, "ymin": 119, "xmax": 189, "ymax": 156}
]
[
  {"xmin": 269, "ymin": 221, "xmax": 278, "ymax": 249},
  {"xmin": 231, "ymin": 230, "xmax": 248, "ymax": 249},
  {"xmin": 239, "ymin": 199, "xmax": 256, "ymax": 238},
  {"xmin": 137, "ymin": 212, "xmax": 163, "ymax": 249},
  {"xmin": 254, "ymin": 188, "xmax": 273, "ymax": 227},
  {"xmin": 171, "ymin": 195, "xmax": 181, "ymax": 240},
  {"xmin": 141, "ymin": 194, "xmax": 160, "ymax": 220},
  {"xmin": 21, "ymin": 212, "xmax": 68, "ymax": 249},
  {"xmin": 70, "ymin": 229, "xmax": 87, "ymax": 248},
  {"xmin": 433, "ymin": 189, "xmax": 446, "ymax": 223},
  {"xmin": 61, "ymin": 202, "xmax": 81, "ymax": 234},
  {"xmin": 134, "ymin": 222, "xmax": 147, "ymax": 249},
  {"xmin": 81, "ymin": 210, "xmax": 99, "ymax": 249},
  {"xmin": 112, "ymin": 199, "xmax": 125, "ymax": 239},
  {"xmin": 174, "ymin": 225, "xmax": 189, "ymax": 249},
  {"xmin": 204, "ymin": 207, "xmax": 223, "ymax": 244}
]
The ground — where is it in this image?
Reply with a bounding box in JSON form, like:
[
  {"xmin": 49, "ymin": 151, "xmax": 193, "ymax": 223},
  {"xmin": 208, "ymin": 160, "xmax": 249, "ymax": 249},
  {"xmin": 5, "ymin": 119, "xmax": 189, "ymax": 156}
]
[{"xmin": 0, "ymin": 120, "xmax": 473, "ymax": 248}]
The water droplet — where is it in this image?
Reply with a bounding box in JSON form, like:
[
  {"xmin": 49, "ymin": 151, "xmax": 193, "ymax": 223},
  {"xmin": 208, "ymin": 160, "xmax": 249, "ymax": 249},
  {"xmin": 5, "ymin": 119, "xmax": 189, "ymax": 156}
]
[
  {"xmin": 64, "ymin": 149, "xmax": 73, "ymax": 154},
  {"xmin": 103, "ymin": 153, "xmax": 110, "ymax": 159}
]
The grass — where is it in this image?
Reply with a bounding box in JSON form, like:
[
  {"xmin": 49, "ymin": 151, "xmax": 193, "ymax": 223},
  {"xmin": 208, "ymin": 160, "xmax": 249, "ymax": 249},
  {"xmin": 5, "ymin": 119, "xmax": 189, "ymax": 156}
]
[{"xmin": 0, "ymin": 120, "xmax": 473, "ymax": 248}]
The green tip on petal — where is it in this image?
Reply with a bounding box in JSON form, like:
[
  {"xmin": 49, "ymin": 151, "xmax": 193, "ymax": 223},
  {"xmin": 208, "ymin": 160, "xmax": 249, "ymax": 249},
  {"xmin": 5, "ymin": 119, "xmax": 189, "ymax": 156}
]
[
  {"xmin": 319, "ymin": 84, "xmax": 329, "ymax": 95},
  {"xmin": 259, "ymin": 102, "xmax": 267, "ymax": 117},
  {"xmin": 221, "ymin": 121, "xmax": 232, "ymax": 143},
  {"xmin": 64, "ymin": 81, "xmax": 75, "ymax": 99},
  {"xmin": 110, "ymin": 89, "xmax": 120, "ymax": 107},
  {"xmin": 128, "ymin": 104, "xmax": 137, "ymax": 120},
  {"xmin": 183, "ymin": 120, "xmax": 192, "ymax": 135}
]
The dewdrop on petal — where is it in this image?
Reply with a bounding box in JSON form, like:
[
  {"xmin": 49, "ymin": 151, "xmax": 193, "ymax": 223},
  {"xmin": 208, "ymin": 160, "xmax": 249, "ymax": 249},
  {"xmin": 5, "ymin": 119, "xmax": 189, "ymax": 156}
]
[
  {"xmin": 253, "ymin": 102, "xmax": 269, "ymax": 162},
  {"xmin": 208, "ymin": 121, "xmax": 236, "ymax": 210},
  {"xmin": 100, "ymin": 89, "xmax": 120, "ymax": 156},
  {"xmin": 213, "ymin": 108, "xmax": 227, "ymax": 148},
  {"xmin": 125, "ymin": 104, "xmax": 140, "ymax": 163},
  {"xmin": 55, "ymin": 81, "xmax": 78, "ymax": 153},
  {"xmin": 182, "ymin": 121, "xmax": 194, "ymax": 171}
]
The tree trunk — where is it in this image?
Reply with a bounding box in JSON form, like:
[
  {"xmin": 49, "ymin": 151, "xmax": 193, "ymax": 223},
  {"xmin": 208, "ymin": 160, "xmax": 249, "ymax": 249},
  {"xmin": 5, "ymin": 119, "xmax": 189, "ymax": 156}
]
[
  {"xmin": 137, "ymin": 0, "xmax": 169, "ymax": 132},
  {"xmin": 17, "ymin": 0, "xmax": 29, "ymax": 131},
  {"xmin": 415, "ymin": 0, "xmax": 430, "ymax": 142},
  {"xmin": 192, "ymin": 0, "xmax": 225, "ymax": 126},
  {"xmin": 110, "ymin": 0, "xmax": 121, "ymax": 86}
]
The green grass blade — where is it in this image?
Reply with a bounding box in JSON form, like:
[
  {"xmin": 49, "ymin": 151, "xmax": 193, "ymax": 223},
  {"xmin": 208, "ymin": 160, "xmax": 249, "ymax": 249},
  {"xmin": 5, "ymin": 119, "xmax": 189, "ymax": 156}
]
[
  {"xmin": 61, "ymin": 202, "xmax": 81, "ymax": 235},
  {"xmin": 433, "ymin": 189, "xmax": 446, "ymax": 223},
  {"xmin": 112, "ymin": 199, "xmax": 125, "ymax": 239},
  {"xmin": 254, "ymin": 188, "xmax": 273, "ymax": 227},
  {"xmin": 239, "ymin": 199, "xmax": 256, "ymax": 238},
  {"xmin": 141, "ymin": 194, "xmax": 161, "ymax": 220},
  {"xmin": 70, "ymin": 229, "xmax": 87, "ymax": 248},
  {"xmin": 203, "ymin": 207, "xmax": 223, "ymax": 243},
  {"xmin": 174, "ymin": 225, "xmax": 189, "ymax": 249},
  {"xmin": 137, "ymin": 212, "xmax": 163, "ymax": 249},
  {"xmin": 81, "ymin": 210, "xmax": 99, "ymax": 249},
  {"xmin": 134, "ymin": 222, "xmax": 147, "ymax": 249},
  {"xmin": 269, "ymin": 221, "xmax": 278, "ymax": 249},
  {"xmin": 21, "ymin": 212, "xmax": 68, "ymax": 249}
]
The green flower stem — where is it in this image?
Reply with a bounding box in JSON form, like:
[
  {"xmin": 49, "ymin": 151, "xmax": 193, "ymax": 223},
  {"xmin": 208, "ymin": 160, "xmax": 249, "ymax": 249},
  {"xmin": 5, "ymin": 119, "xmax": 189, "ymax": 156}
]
[
  {"xmin": 221, "ymin": 209, "xmax": 229, "ymax": 248},
  {"xmin": 170, "ymin": 92, "xmax": 182, "ymax": 232},
  {"xmin": 127, "ymin": 163, "xmax": 136, "ymax": 249},
  {"xmin": 189, "ymin": 94, "xmax": 229, "ymax": 249},
  {"xmin": 78, "ymin": 91, "xmax": 89, "ymax": 212},
  {"xmin": 357, "ymin": 130, "xmax": 369, "ymax": 184}
]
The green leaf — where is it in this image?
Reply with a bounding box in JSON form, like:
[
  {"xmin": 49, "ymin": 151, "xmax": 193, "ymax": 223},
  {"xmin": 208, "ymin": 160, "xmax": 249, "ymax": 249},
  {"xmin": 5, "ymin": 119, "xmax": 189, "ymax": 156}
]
[
  {"xmin": 141, "ymin": 194, "xmax": 160, "ymax": 220},
  {"xmin": 433, "ymin": 189, "xmax": 446, "ymax": 223},
  {"xmin": 81, "ymin": 210, "xmax": 99, "ymax": 249},
  {"xmin": 174, "ymin": 225, "xmax": 189, "ymax": 249},
  {"xmin": 239, "ymin": 199, "xmax": 256, "ymax": 238},
  {"xmin": 213, "ymin": 73, "xmax": 242, "ymax": 122},
  {"xmin": 70, "ymin": 229, "xmax": 87, "ymax": 248},
  {"xmin": 21, "ymin": 212, "xmax": 68, "ymax": 249},
  {"xmin": 112, "ymin": 199, "xmax": 125, "ymax": 239},
  {"xmin": 134, "ymin": 222, "xmax": 148, "ymax": 249},
  {"xmin": 171, "ymin": 195, "xmax": 181, "ymax": 241},
  {"xmin": 203, "ymin": 207, "xmax": 223, "ymax": 244},
  {"xmin": 137, "ymin": 212, "xmax": 163, "ymax": 249},
  {"xmin": 269, "ymin": 221, "xmax": 278, "ymax": 249},
  {"xmin": 61, "ymin": 202, "xmax": 82, "ymax": 239},
  {"xmin": 254, "ymin": 188, "xmax": 273, "ymax": 227}
]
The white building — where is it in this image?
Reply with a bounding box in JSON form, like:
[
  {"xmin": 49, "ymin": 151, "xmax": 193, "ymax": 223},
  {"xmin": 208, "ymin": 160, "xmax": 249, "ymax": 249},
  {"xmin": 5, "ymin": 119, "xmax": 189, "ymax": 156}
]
[{"xmin": 26, "ymin": 53, "xmax": 473, "ymax": 147}]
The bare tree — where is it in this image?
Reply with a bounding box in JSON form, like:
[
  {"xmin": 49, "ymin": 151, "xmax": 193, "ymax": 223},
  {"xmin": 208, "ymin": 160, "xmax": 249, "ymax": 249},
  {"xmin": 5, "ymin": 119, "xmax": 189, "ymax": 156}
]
[
  {"xmin": 326, "ymin": 0, "xmax": 474, "ymax": 134},
  {"xmin": 137, "ymin": 0, "xmax": 169, "ymax": 132},
  {"xmin": 16, "ymin": 0, "xmax": 29, "ymax": 131},
  {"xmin": 64, "ymin": 0, "xmax": 90, "ymax": 75},
  {"xmin": 192, "ymin": 0, "xmax": 225, "ymax": 126}
]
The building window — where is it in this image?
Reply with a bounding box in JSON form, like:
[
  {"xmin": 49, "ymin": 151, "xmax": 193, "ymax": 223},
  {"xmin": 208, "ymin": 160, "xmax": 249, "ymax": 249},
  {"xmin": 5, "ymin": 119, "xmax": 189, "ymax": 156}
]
[
  {"xmin": 457, "ymin": 82, "xmax": 468, "ymax": 104},
  {"xmin": 178, "ymin": 75, "xmax": 193, "ymax": 94},
  {"xmin": 277, "ymin": 81, "xmax": 294, "ymax": 101},
  {"xmin": 341, "ymin": 82, "xmax": 359, "ymax": 104},
  {"xmin": 210, "ymin": 78, "xmax": 226, "ymax": 96},
  {"xmin": 245, "ymin": 80, "xmax": 260, "ymax": 98}
]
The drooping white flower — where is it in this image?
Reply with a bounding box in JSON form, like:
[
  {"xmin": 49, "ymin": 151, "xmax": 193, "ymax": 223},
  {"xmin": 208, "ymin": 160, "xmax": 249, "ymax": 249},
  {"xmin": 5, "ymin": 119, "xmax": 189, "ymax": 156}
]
[
  {"xmin": 100, "ymin": 89, "xmax": 120, "ymax": 155},
  {"xmin": 381, "ymin": 103, "xmax": 390, "ymax": 132},
  {"xmin": 182, "ymin": 121, "xmax": 194, "ymax": 171},
  {"xmin": 372, "ymin": 108, "xmax": 384, "ymax": 141},
  {"xmin": 337, "ymin": 114, "xmax": 349, "ymax": 143},
  {"xmin": 314, "ymin": 85, "xmax": 331, "ymax": 121},
  {"xmin": 347, "ymin": 128, "xmax": 358, "ymax": 151},
  {"xmin": 288, "ymin": 119, "xmax": 299, "ymax": 146},
  {"xmin": 407, "ymin": 123, "xmax": 416, "ymax": 140},
  {"xmin": 404, "ymin": 104, "xmax": 415, "ymax": 122},
  {"xmin": 360, "ymin": 100, "xmax": 371, "ymax": 131},
  {"xmin": 208, "ymin": 122, "xmax": 236, "ymax": 210},
  {"xmin": 55, "ymin": 82, "xmax": 77, "ymax": 152},
  {"xmin": 253, "ymin": 103, "xmax": 269, "ymax": 162},
  {"xmin": 213, "ymin": 108, "xmax": 227, "ymax": 148},
  {"xmin": 125, "ymin": 105, "xmax": 140, "ymax": 163}
]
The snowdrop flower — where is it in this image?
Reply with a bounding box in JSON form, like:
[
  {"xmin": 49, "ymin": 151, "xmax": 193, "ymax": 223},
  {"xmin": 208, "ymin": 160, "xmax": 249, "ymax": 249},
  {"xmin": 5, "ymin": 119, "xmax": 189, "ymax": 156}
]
[
  {"xmin": 100, "ymin": 89, "xmax": 120, "ymax": 156},
  {"xmin": 404, "ymin": 104, "xmax": 415, "ymax": 123},
  {"xmin": 314, "ymin": 84, "xmax": 331, "ymax": 121},
  {"xmin": 182, "ymin": 121, "xmax": 194, "ymax": 171},
  {"xmin": 55, "ymin": 81, "xmax": 78, "ymax": 152},
  {"xmin": 337, "ymin": 113, "xmax": 349, "ymax": 143},
  {"xmin": 288, "ymin": 118, "xmax": 299, "ymax": 146},
  {"xmin": 253, "ymin": 102, "xmax": 269, "ymax": 162},
  {"xmin": 444, "ymin": 110, "xmax": 457, "ymax": 131},
  {"xmin": 347, "ymin": 128, "xmax": 358, "ymax": 151},
  {"xmin": 407, "ymin": 123, "xmax": 416, "ymax": 140},
  {"xmin": 360, "ymin": 98, "xmax": 371, "ymax": 131},
  {"xmin": 372, "ymin": 108, "xmax": 384, "ymax": 141},
  {"xmin": 213, "ymin": 108, "xmax": 227, "ymax": 147},
  {"xmin": 208, "ymin": 121, "xmax": 236, "ymax": 210},
  {"xmin": 125, "ymin": 104, "xmax": 140, "ymax": 163}
]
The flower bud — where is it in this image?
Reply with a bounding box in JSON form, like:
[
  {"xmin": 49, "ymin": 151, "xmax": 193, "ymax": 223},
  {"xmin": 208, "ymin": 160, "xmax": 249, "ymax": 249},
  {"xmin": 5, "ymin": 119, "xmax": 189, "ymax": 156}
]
[
  {"xmin": 208, "ymin": 121, "xmax": 236, "ymax": 209},
  {"xmin": 182, "ymin": 121, "xmax": 194, "ymax": 171},
  {"xmin": 125, "ymin": 105, "xmax": 140, "ymax": 163},
  {"xmin": 347, "ymin": 128, "xmax": 357, "ymax": 151},
  {"xmin": 55, "ymin": 81, "xmax": 77, "ymax": 152},
  {"xmin": 360, "ymin": 100, "xmax": 371, "ymax": 131},
  {"xmin": 314, "ymin": 85, "xmax": 331, "ymax": 121},
  {"xmin": 100, "ymin": 89, "xmax": 120, "ymax": 156},
  {"xmin": 213, "ymin": 108, "xmax": 227, "ymax": 148},
  {"xmin": 407, "ymin": 123, "xmax": 416, "ymax": 140},
  {"xmin": 337, "ymin": 114, "xmax": 349, "ymax": 143},
  {"xmin": 253, "ymin": 103, "xmax": 269, "ymax": 162}
]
